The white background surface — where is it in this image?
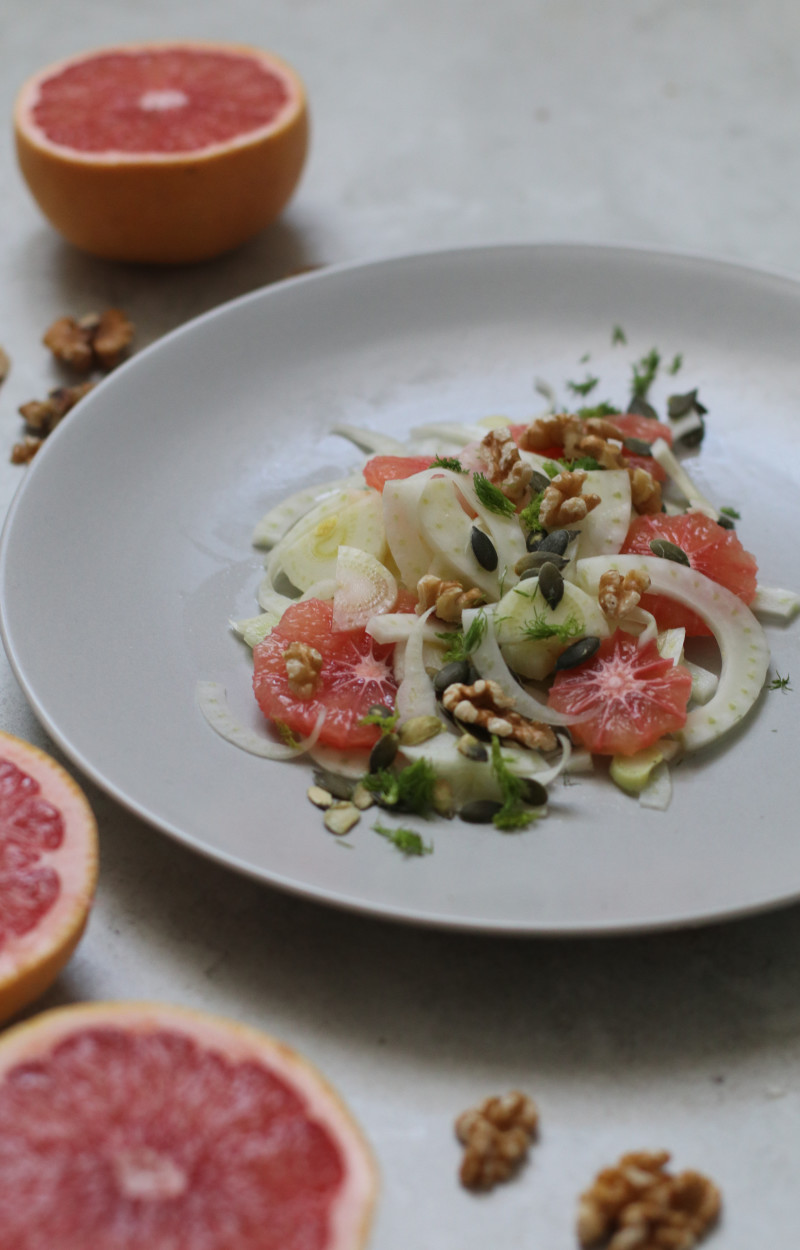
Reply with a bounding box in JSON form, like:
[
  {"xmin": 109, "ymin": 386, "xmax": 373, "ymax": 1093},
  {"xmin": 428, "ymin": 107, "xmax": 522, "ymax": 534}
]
[{"xmin": 1, "ymin": 2, "xmax": 799, "ymax": 1246}]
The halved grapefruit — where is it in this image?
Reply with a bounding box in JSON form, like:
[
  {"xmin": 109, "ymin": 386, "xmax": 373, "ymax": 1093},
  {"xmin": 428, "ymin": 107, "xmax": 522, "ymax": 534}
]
[
  {"xmin": 0, "ymin": 1001, "xmax": 377, "ymax": 1250},
  {"xmin": 0, "ymin": 731, "xmax": 98, "ymax": 1024},
  {"xmin": 14, "ymin": 42, "xmax": 309, "ymax": 264}
]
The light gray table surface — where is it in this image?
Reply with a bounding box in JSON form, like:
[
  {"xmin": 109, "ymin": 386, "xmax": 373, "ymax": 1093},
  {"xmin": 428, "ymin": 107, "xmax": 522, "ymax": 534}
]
[{"xmin": 1, "ymin": 2, "xmax": 799, "ymax": 1246}]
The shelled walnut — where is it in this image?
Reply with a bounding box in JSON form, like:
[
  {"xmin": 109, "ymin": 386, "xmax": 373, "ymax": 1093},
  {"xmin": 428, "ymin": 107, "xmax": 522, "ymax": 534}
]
[
  {"xmin": 43, "ymin": 308, "xmax": 134, "ymax": 372},
  {"xmin": 539, "ymin": 470, "xmax": 601, "ymax": 530},
  {"xmin": 416, "ymin": 574, "xmax": 486, "ymax": 623},
  {"xmin": 283, "ymin": 640, "xmax": 323, "ymax": 699},
  {"xmin": 577, "ymin": 1150, "xmax": 721, "ymax": 1250},
  {"xmin": 456, "ymin": 1091, "xmax": 539, "ymax": 1190},
  {"xmin": 478, "ymin": 426, "xmax": 534, "ymax": 504},
  {"xmin": 598, "ymin": 568, "xmax": 651, "ymax": 621},
  {"xmin": 441, "ymin": 678, "xmax": 557, "ymax": 751}
]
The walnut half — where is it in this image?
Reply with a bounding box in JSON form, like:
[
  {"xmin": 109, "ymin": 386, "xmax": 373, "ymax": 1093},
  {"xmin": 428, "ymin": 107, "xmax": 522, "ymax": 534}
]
[
  {"xmin": 577, "ymin": 1150, "xmax": 721, "ymax": 1250},
  {"xmin": 456, "ymin": 1091, "xmax": 539, "ymax": 1190}
]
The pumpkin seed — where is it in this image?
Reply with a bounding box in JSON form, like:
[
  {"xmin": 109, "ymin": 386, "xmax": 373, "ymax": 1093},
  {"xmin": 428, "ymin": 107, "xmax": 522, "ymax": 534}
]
[
  {"xmin": 530, "ymin": 470, "xmax": 552, "ymax": 493},
  {"xmin": 459, "ymin": 798, "xmax": 503, "ymax": 824},
  {"xmin": 313, "ymin": 768, "xmax": 354, "ymax": 801},
  {"xmin": 649, "ymin": 537, "xmax": 690, "ymax": 566},
  {"xmin": 369, "ymin": 732, "xmax": 399, "ymax": 773},
  {"xmin": 398, "ymin": 715, "xmax": 443, "ymax": 747},
  {"xmin": 628, "ymin": 395, "xmax": 659, "ymax": 422},
  {"xmin": 522, "ymin": 778, "xmax": 549, "ymax": 807},
  {"xmin": 434, "ymin": 660, "xmax": 471, "ymax": 693},
  {"xmin": 457, "ymin": 733, "xmax": 489, "ymax": 762},
  {"xmin": 471, "ymin": 526, "xmax": 498, "ymax": 571},
  {"xmin": 538, "ymin": 528, "xmax": 576, "ymax": 556},
  {"xmin": 622, "ymin": 436, "xmax": 653, "ymax": 457},
  {"xmin": 538, "ymin": 561, "xmax": 565, "ymax": 610},
  {"xmin": 554, "ymin": 635, "xmax": 601, "ymax": 670},
  {"xmin": 515, "ymin": 549, "xmax": 568, "ymax": 575},
  {"xmin": 717, "ymin": 514, "xmax": 735, "ymax": 530}
]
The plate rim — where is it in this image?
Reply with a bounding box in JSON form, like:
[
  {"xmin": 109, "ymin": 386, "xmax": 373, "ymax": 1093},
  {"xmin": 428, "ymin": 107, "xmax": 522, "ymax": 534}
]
[{"xmin": 3, "ymin": 238, "xmax": 800, "ymax": 937}]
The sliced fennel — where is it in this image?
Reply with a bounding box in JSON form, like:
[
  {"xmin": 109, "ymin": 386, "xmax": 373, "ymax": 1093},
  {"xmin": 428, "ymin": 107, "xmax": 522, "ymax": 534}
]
[
  {"xmin": 493, "ymin": 577, "xmax": 609, "ymax": 680},
  {"xmin": 269, "ymin": 488, "xmax": 387, "ymax": 593},
  {"xmin": 463, "ymin": 607, "xmax": 591, "ymax": 727},
  {"xmin": 252, "ymin": 473, "xmax": 363, "ymax": 549},
  {"xmin": 196, "ymin": 682, "xmax": 326, "ymax": 759},
  {"xmin": 650, "ymin": 438, "xmax": 718, "ymax": 519},
  {"xmin": 231, "ymin": 612, "xmax": 277, "ymax": 649},
  {"xmin": 752, "ymin": 585, "xmax": 800, "ymax": 620},
  {"xmin": 638, "ymin": 760, "xmax": 674, "ymax": 810},
  {"xmin": 330, "ymin": 424, "xmax": 407, "ymax": 455},
  {"xmin": 395, "ymin": 607, "xmax": 439, "ymax": 722},
  {"xmin": 569, "ymin": 468, "xmax": 632, "ymax": 559},
  {"xmin": 332, "ymin": 546, "xmax": 397, "ymax": 631},
  {"xmin": 575, "ymin": 555, "xmax": 770, "ymax": 752}
]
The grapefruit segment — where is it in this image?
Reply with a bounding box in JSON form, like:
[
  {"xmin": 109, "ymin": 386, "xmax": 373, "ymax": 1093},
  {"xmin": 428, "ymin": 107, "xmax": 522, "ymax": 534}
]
[
  {"xmin": 0, "ymin": 731, "xmax": 98, "ymax": 1024},
  {"xmin": 0, "ymin": 1001, "xmax": 377, "ymax": 1250},
  {"xmin": 14, "ymin": 42, "xmax": 309, "ymax": 263}
]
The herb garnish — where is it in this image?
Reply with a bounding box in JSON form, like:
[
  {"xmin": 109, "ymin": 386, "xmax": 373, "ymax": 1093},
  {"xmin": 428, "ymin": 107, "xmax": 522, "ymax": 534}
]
[
  {"xmin": 577, "ymin": 401, "xmax": 620, "ymax": 420},
  {"xmin": 373, "ymin": 821, "xmax": 433, "ymax": 856},
  {"xmin": 612, "ymin": 325, "xmax": 627, "ymax": 345},
  {"xmin": 521, "ymin": 610, "xmax": 582, "ymax": 642},
  {"xmin": 359, "ymin": 707, "xmax": 400, "ymax": 734},
  {"xmin": 431, "ymin": 454, "xmax": 465, "ymax": 473},
  {"xmin": 473, "ymin": 473, "xmax": 516, "ymax": 517},
  {"xmin": 362, "ymin": 757, "xmax": 438, "ymax": 814},
  {"xmin": 275, "ymin": 721, "xmax": 301, "ymax": 748},
  {"xmin": 631, "ymin": 348, "xmax": 661, "ymax": 399},
  {"xmin": 436, "ymin": 609, "xmax": 487, "ymax": 663},
  {"xmin": 490, "ymin": 738, "xmax": 539, "ymax": 831},
  {"xmin": 519, "ymin": 489, "xmax": 547, "ymax": 534},
  {"xmin": 558, "ymin": 455, "xmax": 604, "ymax": 473},
  {"xmin": 567, "ymin": 374, "xmax": 600, "ymax": 398},
  {"xmin": 769, "ymin": 673, "xmax": 792, "ymax": 692},
  {"xmin": 719, "ymin": 506, "xmax": 741, "ymax": 520},
  {"xmin": 667, "ymin": 353, "xmax": 683, "ymax": 375}
]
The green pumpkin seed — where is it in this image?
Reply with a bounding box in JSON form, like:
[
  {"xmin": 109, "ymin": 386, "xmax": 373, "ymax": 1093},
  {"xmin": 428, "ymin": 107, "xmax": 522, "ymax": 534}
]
[
  {"xmin": 554, "ymin": 635, "xmax": 601, "ymax": 670},
  {"xmin": 459, "ymin": 799, "xmax": 503, "ymax": 824},
  {"xmin": 369, "ymin": 733, "xmax": 399, "ymax": 773},
  {"xmin": 538, "ymin": 561, "xmax": 565, "ymax": 609},
  {"xmin": 398, "ymin": 716, "xmax": 443, "ymax": 747},
  {"xmin": 622, "ymin": 436, "xmax": 653, "ymax": 457},
  {"xmin": 649, "ymin": 538, "xmax": 690, "ymax": 566},
  {"xmin": 471, "ymin": 526, "xmax": 498, "ymax": 571}
]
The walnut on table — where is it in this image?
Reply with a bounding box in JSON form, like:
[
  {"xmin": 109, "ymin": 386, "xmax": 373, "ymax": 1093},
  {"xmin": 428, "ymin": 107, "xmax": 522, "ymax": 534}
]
[
  {"xmin": 18, "ymin": 381, "xmax": 95, "ymax": 437},
  {"xmin": 43, "ymin": 308, "xmax": 135, "ymax": 372},
  {"xmin": 416, "ymin": 574, "xmax": 486, "ymax": 623},
  {"xmin": 577, "ymin": 1150, "xmax": 721, "ymax": 1250},
  {"xmin": 456, "ymin": 1091, "xmax": 539, "ymax": 1190},
  {"xmin": 598, "ymin": 569, "xmax": 651, "ymax": 622},
  {"xmin": 477, "ymin": 426, "xmax": 534, "ymax": 505},
  {"xmin": 283, "ymin": 640, "xmax": 323, "ymax": 699},
  {"xmin": 441, "ymin": 678, "xmax": 557, "ymax": 751},
  {"xmin": 0, "ymin": 345, "xmax": 10, "ymax": 384}
]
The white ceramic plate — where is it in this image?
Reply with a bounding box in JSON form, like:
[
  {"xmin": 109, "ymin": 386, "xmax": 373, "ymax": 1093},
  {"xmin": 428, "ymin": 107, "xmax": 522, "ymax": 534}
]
[{"xmin": 2, "ymin": 244, "xmax": 799, "ymax": 934}]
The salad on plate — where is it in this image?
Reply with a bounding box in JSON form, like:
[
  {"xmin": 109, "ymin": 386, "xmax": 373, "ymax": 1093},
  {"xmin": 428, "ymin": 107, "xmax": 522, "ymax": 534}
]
[{"xmin": 199, "ymin": 347, "xmax": 798, "ymax": 841}]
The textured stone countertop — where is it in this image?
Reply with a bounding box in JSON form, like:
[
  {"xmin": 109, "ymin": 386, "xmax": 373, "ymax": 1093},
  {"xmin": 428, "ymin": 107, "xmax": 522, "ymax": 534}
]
[{"xmin": 1, "ymin": 2, "xmax": 799, "ymax": 1246}]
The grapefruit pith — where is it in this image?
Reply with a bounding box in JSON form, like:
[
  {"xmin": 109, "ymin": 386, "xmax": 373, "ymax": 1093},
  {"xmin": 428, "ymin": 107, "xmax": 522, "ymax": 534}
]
[
  {"xmin": 0, "ymin": 731, "xmax": 98, "ymax": 1024},
  {"xmin": 14, "ymin": 42, "xmax": 309, "ymax": 264},
  {"xmin": 0, "ymin": 1001, "xmax": 377, "ymax": 1250}
]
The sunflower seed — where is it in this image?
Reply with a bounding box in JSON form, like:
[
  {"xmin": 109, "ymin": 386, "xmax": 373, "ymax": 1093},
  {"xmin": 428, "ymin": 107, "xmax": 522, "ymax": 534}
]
[
  {"xmin": 538, "ymin": 561, "xmax": 565, "ymax": 609},
  {"xmin": 554, "ymin": 635, "xmax": 601, "ymax": 670},
  {"xmin": 649, "ymin": 538, "xmax": 690, "ymax": 566},
  {"xmin": 324, "ymin": 802, "xmax": 361, "ymax": 836},
  {"xmin": 471, "ymin": 526, "xmax": 498, "ymax": 571}
]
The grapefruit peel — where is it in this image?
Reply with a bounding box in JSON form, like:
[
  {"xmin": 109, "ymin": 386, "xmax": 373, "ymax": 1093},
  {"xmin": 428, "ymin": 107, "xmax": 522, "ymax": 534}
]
[
  {"xmin": 14, "ymin": 42, "xmax": 309, "ymax": 264},
  {"xmin": 0, "ymin": 1000, "xmax": 377, "ymax": 1250},
  {"xmin": 0, "ymin": 731, "xmax": 98, "ymax": 1025},
  {"xmin": 575, "ymin": 555, "xmax": 770, "ymax": 752}
]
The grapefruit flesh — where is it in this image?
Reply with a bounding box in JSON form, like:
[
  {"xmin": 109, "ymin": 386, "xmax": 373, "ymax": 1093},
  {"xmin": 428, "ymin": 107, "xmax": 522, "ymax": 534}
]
[
  {"xmin": 0, "ymin": 731, "xmax": 98, "ymax": 1024},
  {"xmin": 14, "ymin": 42, "xmax": 309, "ymax": 263},
  {"xmin": 0, "ymin": 1002, "xmax": 377, "ymax": 1250}
]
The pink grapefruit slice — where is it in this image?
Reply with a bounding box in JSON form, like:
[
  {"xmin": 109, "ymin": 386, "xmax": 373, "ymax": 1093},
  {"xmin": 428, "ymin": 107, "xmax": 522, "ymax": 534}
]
[
  {"xmin": 14, "ymin": 42, "xmax": 309, "ymax": 263},
  {"xmin": 0, "ymin": 731, "xmax": 98, "ymax": 1024},
  {"xmin": 0, "ymin": 1001, "xmax": 377, "ymax": 1250}
]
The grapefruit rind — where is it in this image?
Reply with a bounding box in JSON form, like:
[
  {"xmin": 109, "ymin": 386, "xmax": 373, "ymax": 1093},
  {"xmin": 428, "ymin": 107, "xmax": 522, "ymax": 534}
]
[
  {"xmin": 0, "ymin": 1000, "xmax": 378, "ymax": 1250},
  {"xmin": 13, "ymin": 42, "xmax": 309, "ymax": 264},
  {"xmin": 0, "ymin": 731, "xmax": 98, "ymax": 1025}
]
